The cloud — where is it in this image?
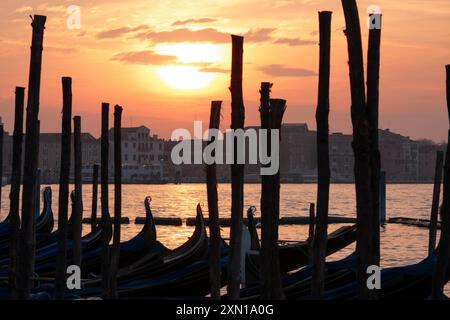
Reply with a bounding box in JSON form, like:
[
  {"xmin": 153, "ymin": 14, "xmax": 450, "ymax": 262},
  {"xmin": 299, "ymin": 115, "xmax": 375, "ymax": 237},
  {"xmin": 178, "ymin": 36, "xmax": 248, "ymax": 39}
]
[
  {"xmin": 244, "ymin": 28, "xmax": 276, "ymax": 42},
  {"xmin": 259, "ymin": 64, "xmax": 317, "ymax": 77},
  {"xmin": 36, "ymin": 4, "xmax": 66, "ymax": 13},
  {"xmin": 111, "ymin": 50, "xmax": 177, "ymax": 65},
  {"xmin": 15, "ymin": 6, "xmax": 33, "ymax": 13},
  {"xmin": 97, "ymin": 25, "xmax": 150, "ymax": 39},
  {"xmin": 171, "ymin": 18, "xmax": 218, "ymax": 26},
  {"xmin": 135, "ymin": 27, "xmax": 229, "ymax": 43},
  {"xmin": 273, "ymin": 38, "xmax": 316, "ymax": 46},
  {"xmin": 136, "ymin": 27, "xmax": 276, "ymax": 44},
  {"xmin": 199, "ymin": 67, "xmax": 229, "ymax": 73}
]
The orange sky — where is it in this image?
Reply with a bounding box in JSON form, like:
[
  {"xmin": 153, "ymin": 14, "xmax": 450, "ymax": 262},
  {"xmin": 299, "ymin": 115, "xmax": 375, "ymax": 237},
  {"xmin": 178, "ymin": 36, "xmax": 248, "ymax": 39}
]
[{"xmin": 0, "ymin": 0, "xmax": 449, "ymax": 141}]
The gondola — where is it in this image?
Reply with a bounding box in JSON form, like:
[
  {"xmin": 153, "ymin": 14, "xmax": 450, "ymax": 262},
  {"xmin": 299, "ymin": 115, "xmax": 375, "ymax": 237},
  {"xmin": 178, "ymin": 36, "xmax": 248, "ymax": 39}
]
[
  {"xmin": 0, "ymin": 187, "xmax": 54, "ymax": 247},
  {"xmin": 18, "ymin": 202, "xmax": 212, "ymax": 299},
  {"xmin": 0, "ymin": 191, "xmax": 110, "ymax": 276},
  {"xmin": 244, "ymin": 207, "xmax": 357, "ymax": 285},
  {"xmin": 79, "ymin": 202, "xmax": 210, "ymax": 291},
  {"xmin": 72, "ymin": 196, "xmax": 166, "ymax": 278}
]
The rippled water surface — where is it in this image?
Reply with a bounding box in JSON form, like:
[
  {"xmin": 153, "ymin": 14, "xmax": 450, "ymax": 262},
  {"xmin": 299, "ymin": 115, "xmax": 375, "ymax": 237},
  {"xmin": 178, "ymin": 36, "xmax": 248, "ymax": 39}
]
[{"xmin": 1, "ymin": 183, "xmax": 448, "ymax": 292}]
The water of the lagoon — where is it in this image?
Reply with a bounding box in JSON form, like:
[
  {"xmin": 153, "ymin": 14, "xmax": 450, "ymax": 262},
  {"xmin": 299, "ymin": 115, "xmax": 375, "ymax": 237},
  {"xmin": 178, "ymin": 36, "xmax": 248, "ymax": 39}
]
[{"xmin": 1, "ymin": 183, "xmax": 449, "ymax": 293}]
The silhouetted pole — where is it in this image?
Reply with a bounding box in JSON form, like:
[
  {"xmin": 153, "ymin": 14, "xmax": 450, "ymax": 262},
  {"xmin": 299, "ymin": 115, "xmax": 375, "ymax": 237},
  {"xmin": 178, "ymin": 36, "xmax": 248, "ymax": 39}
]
[
  {"xmin": 72, "ymin": 116, "xmax": 83, "ymax": 267},
  {"xmin": 110, "ymin": 105, "xmax": 122, "ymax": 298},
  {"xmin": 100, "ymin": 103, "xmax": 112, "ymax": 297},
  {"xmin": 431, "ymin": 65, "xmax": 450, "ymax": 299},
  {"xmin": 379, "ymin": 171, "xmax": 386, "ymax": 224},
  {"xmin": 259, "ymin": 82, "xmax": 273, "ymax": 299},
  {"xmin": 91, "ymin": 164, "xmax": 99, "ymax": 232},
  {"xmin": 54, "ymin": 77, "xmax": 72, "ymax": 300},
  {"xmin": 228, "ymin": 34, "xmax": 245, "ymax": 300},
  {"xmin": 8, "ymin": 87, "xmax": 25, "ymax": 299},
  {"xmin": 206, "ymin": 100, "xmax": 222, "ymax": 300},
  {"xmin": 18, "ymin": 15, "xmax": 46, "ymax": 300},
  {"xmin": 367, "ymin": 13, "xmax": 382, "ymax": 269},
  {"xmin": 311, "ymin": 11, "xmax": 332, "ymax": 300},
  {"xmin": 429, "ymin": 151, "xmax": 444, "ymax": 254},
  {"xmin": 269, "ymin": 98, "xmax": 286, "ymax": 300},
  {"xmin": 308, "ymin": 203, "xmax": 315, "ymax": 264},
  {"xmin": 341, "ymin": 0, "xmax": 374, "ymax": 300}
]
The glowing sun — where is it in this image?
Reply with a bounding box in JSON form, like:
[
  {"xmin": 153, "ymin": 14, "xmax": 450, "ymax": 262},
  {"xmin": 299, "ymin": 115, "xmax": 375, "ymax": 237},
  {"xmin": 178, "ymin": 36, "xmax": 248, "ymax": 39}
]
[{"xmin": 155, "ymin": 43, "xmax": 223, "ymax": 90}]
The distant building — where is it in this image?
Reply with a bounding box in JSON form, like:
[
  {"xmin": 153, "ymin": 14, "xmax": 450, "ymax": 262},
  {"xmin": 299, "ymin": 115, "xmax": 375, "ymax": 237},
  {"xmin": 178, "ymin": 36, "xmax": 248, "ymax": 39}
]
[
  {"xmin": 379, "ymin": 129, "xmax": 419, "ymax": 182},
  {"xmin": 108, "ymin": 126, "xmax": 165, "ymax": 182},
  {"xmin": 38, "ymin": 133, "xmax": 100, "ymax": 183},
  {"xmin": 329, "ymin": 133, "xmax": 354, "ymax": 182}
]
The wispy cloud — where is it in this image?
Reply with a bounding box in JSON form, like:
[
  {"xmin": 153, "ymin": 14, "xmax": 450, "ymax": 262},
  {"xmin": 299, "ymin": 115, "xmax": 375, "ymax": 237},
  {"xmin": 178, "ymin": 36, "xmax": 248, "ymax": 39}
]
[
  {"xmin": 273, "ymin": 38, "xmax": 316, "ymax": 46},
  {"xmin": 259, "ymin": 64, "xmax": 317, "ymax": 77},
  {"xmin": 97, "ymin": 25, "xmax": 150, "ymax": 39},
  {"xmin": 15, "ymin": 6, "xmax": 33, "ymax": 13},
  {"xmin": 111, "ymin": 50, "xmax": 177, "ymax": 65},
  {"xmin": 171, "ymin": 18, "xmax": 218, "ymax": 26},
  {"xmin": 199, "ymin": 67, "xmax": 229, "ymax": 73},
  {"xmin": 135, "ymin": 27, "xmax": 229, "ymax": 43},
  {"xmin": 243, "ymin": 28, "xmax": 275, "ymax": 42}
]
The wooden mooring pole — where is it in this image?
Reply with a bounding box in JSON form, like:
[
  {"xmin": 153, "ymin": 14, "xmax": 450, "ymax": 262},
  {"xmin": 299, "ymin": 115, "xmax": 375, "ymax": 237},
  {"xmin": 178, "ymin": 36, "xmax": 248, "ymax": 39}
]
[
  {"xmin": 72, "ymin": 116, "xmax": 83, "ymax": 267},
  {"xmin": 308, "ymin": 203, "xmax": 315, "ymax": 264},
  {"xmin": 311, "ymin": 10, "xmax": 332, "ymax": 300},
  {"xmin": 341, "ymin": 0, "xmax": 374, "ymax": 300},
  {"xmin": 110, "ymin": 105, "xmax": 123, "ymax": 298},
  {"xmin": 379, "ymin": 171, "xmax": 386, "ymax": 224},
  {"xmin": 429, "ymin": 151, "xmax": 443, "ymax": 254},
  {"xmin": 91, "ymin": 164, "xmax": 99, "ymax": 232},
  {"xmin": 228, "ymin": 34, "xmax": 245, "ymax": 300},
  {"xmin": 8, "ymin": 87, "xmax": 25, "ymax": 299},
  {"xmin": 431, "ymin": 65, "xmax": 450, "ymax": 299},
  {"xmin": 268, "ymin": 98, "xmax": 287, "ymax": 300},
  {"xmin": 206, "ymin": 100, "xmax": 222, "ymax": 300},
  {"xmin": 55, "ymin": 77, "xmax": 72, "ymax": 300},
  {"xmin": 259, "ymin": 82, "xmax": 273, "ymax": 299},
  {"xmin": 101, "ymin": 103, "xmax": 112, "ymax": 297},
  {"xmin": 367, "ymin": 12, "xmax": 382, "ymax": 268},
  {"xmin": 18, "ymin": 15, "xmax": 46, "ymax": 300}
]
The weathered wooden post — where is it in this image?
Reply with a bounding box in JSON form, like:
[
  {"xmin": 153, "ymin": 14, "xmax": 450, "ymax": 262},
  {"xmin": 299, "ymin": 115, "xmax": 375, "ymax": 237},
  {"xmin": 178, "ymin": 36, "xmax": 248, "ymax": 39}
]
[
  {"xmin": 341, "ymin": 0, "xmax": 374, "ymax": 299},
  {"xmin": 379, "ymin": 171, "xmax": 386, "ymax": 224},
  {"xmin": 228, "ymin": 34, "xmax": 245, "ymax": 300},
  {"xmin": 269, "ymin": 98, "xmax": 287, "ymax": 300},
  {"xmin": 429, "ymin": 151, "xmax": 444, "ymax": 254},
  {"xmin": 91, "ymin": 164, "xmax": 99, "ymax": 232},
  {"xmin": 367, "ymin": 12, "xmax": 382, "ymax": 268},
  {"xmin": 206, "ymin": 100, "xmax": 222, "ymax": 300},
  {"xmin": 54, "ymin": 77, "xmax": 72, "ymax": 300},
  {"xmin": 100, "ymin": 103, "xmax": 112, "ymax": 297},
  {"xmin": 8, "ymin": 86, "xmax": 25, "ymax": 299},
  {"xmin": 110, "ymin": 105, "xmax": 123, "ymax": 298},
  {"xmin": 72, "ymin": 116, "xmax": 83, "ymax": 267},
  {"xmin": 311, "ymin": 11, "xmax": 332, "ymax": 300},
  {"xmin": 259, "ymin": 82, "xmax": 273, "ymax": 299},
  {"xmin": 308, "ymin": 203, "xmax": 315, "ymax": 264},
  {"xmin": 431, "ymin": 65, "xmax": 450, "ymax": 299},
  {"xmin": 18, "ymin": 15, "xmax": 46, "ymax": 300}
]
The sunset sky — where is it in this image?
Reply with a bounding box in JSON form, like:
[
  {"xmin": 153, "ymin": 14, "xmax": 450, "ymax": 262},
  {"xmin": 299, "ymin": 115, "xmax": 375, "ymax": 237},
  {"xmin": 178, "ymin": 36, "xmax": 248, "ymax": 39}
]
[{"xmin": 0, "ymin": 0, "xmax": 449, "ymax": 141}]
